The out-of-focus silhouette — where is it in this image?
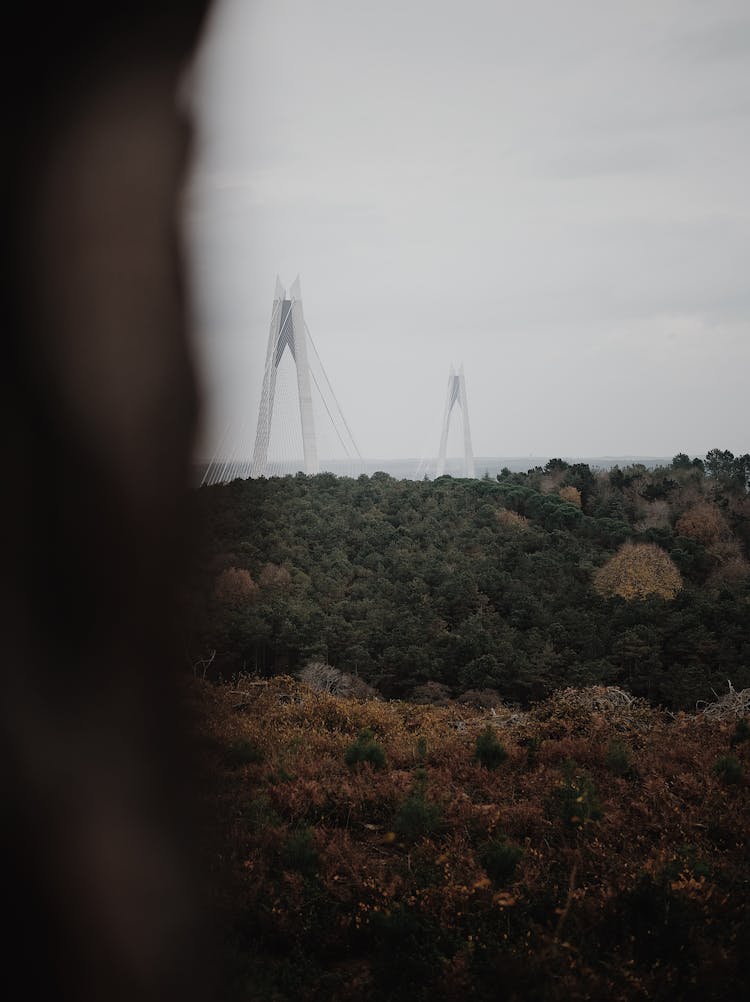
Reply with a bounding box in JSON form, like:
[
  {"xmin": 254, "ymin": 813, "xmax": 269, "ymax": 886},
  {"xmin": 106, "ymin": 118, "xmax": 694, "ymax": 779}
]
[{"xmin": 2, "ymin": 4, "xmax": 215, "ymax": 999}]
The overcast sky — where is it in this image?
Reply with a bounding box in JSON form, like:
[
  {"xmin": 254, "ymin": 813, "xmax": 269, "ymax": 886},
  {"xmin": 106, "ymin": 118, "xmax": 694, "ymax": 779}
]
[{"xmin": 185, "ymin": 0, "xmax": 749, "ymax": 463}]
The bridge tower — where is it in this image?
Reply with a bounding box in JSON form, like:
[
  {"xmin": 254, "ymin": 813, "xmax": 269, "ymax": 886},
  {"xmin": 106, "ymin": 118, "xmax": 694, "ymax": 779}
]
[
  {"xmin": 251, "ymin": 277, "xmax": 319, "ymax": 477},
  {"xmin": 436, "ymin": 364, "xmax": 475, "ymax": 478}
]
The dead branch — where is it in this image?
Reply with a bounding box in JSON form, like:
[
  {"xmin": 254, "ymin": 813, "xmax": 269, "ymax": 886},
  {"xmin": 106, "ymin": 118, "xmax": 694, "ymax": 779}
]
[
  {"xmin": 192, "ymin": 649, "xmax": 216, "ymax": 681},
  {"xmin": 698, "ymin": 680, "xmax": 750, "ymax": 721}
]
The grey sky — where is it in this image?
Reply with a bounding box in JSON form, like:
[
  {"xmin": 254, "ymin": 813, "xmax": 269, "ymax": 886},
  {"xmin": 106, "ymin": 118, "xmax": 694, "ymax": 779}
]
[{"xmin": 185, "ymin": 0, "xmax": 749, "ymax": 463}]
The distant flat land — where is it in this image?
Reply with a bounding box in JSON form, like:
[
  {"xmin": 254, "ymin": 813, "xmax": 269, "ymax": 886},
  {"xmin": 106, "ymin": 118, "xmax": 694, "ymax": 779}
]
[{"xmin": 193, "ymin": 456, "xmax": 674, "ymax": 484}]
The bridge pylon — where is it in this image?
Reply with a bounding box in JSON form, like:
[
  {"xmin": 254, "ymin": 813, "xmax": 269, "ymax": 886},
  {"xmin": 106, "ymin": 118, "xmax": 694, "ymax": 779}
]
[
  {"xmin": 436, "ymin": 364, "xmax": 475, "ymax": 478},
  {"xmin": 251, "ymin": 277, "xmax": 319, "ymax": 477}
]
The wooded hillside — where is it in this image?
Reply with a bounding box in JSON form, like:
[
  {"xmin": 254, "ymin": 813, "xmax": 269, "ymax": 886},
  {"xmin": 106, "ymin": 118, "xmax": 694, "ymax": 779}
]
[{"xmin": 189, "ymin": 452, "xmax": 750, "ymax": 711}]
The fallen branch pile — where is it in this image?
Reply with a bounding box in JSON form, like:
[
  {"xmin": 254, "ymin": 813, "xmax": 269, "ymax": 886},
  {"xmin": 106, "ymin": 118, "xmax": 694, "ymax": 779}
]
[{"xmin": 698, "ymin": 680, "xmax": 750, "ymax": 721}]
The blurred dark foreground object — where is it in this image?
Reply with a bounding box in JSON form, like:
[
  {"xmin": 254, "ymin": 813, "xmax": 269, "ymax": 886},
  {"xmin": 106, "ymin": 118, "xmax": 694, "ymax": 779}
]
[{"xmin": 1, "ymin": 3, "xmax": 216, "ymax": 1000}]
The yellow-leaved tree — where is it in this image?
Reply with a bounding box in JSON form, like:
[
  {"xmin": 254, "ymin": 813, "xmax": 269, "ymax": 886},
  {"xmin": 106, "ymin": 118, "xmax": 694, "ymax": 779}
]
[
  {"xmin": 496, "ymin": 508, "xmax": 530, "ymax": 532},
  {"xmin": 593, "ymin": 542, "xmax": 682, "ymax": 601},
  {"xmin": 558, "ymin": 485, "xmax": 582, "ymax": 508}
]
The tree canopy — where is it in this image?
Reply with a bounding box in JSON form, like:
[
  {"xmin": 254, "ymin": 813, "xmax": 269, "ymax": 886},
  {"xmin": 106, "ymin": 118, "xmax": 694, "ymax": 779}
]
[
  {"xmin": 191, "ymin": 450, "xmax": 750, "ymax": 710},
  {"xmin": 593, "ymin": 542, "xmax": 682, "ymax": 601}
]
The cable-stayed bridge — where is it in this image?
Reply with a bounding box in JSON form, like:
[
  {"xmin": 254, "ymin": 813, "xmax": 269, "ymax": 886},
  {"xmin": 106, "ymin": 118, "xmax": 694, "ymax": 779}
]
[
  {"xmin": 200, "ymin": 278, "xmax": 476, "ymax": 485},
  {"xmin": 201, "ymin": 277, "xmax": 364, "ymax": 485}
]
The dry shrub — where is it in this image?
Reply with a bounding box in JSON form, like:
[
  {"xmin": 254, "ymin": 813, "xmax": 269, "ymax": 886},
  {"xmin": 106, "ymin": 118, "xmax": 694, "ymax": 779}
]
[
  {"xmin": 498, "ymin": 801, "xmax": 547, "ymax": 839},
  {"xmin": 537, "ymin": 735, "xmax": 602, "ymax": 767},
  {"xmin": 410, "ymin": 681, "xmax": 453, "ymax": 706},
  {"xmin": 298, "ymin": 663, "xmax": 378, "ymax": 700},
  {"xmin": 213, "ymin": 566, "xmax": 259, "ymax": 606},
  {"xmin": 558, "ymin": 485, "xmax": 582, "ymax": 508},
  {"xmin": 495, "ymin": 508, "xmax": 529, "ymax": 532},
  {"xmin": 545, "ymin": 686, "xmax": 636, "ymax": 712},
  {"xmin": 593, "ymin": 541, "xmax": 682, "ymax": 601},
  {"xmin": 455, "ymin": 689, "xmax": 504, "ymax": 710},
  {"xmin": 199, "ymin": 676, "xmax": 750, "ymax": 999},
  {"xmin": 464, "ymin": 706, "xmax": 529, "ymax": 731},
  {"xmin": 534, "ymin": 686, "xmax": 660, "ymax": 734},
  {"xmin": 698, "ymin": 681, "xmax": 750, "ymax": 721}
]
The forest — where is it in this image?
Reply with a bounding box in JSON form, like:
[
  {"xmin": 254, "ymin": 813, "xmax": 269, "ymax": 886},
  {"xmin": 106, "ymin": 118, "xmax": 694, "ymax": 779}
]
[{"xmin": 189, "ymin": 449, "xmax": 750, "ymax": 712}]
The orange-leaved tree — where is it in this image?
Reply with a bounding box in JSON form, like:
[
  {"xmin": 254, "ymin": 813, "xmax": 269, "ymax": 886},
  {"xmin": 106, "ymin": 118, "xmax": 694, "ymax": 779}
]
[
  {"xmin": 676, "ymin": 502, "xmax": 729, "ymax": 547},
  {"xmin": 214, "ymin": 567, "xmax": 259, "ymax": 607},
  {"xmin": 593, "ymin": 542, "xmax": 682, "ymax": 601},
  {"xmin": 258, "ymin": 563, "xmax": 292, "ymax": 589}
]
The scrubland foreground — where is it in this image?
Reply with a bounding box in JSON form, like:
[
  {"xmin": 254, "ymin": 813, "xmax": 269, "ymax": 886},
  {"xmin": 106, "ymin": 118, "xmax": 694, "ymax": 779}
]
[{"xmin": 197, "ymin": 677, "xmax": 750, "ymax": 1001}]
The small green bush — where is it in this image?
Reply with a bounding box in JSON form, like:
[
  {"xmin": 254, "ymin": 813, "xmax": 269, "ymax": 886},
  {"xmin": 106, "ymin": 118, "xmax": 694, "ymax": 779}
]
[
  {"xmin": 481, "ymin": 837, "xmax": 523, "ymax": 885},
  {"xmin": 520, "ymin": 735, "xmax": 542, "ymax": 767},
  {"xmin": 344, "ymin": 728, "xmax": 386, "ymax": 769},
  {"xmin": 269, "ymin": 766, "xmax": 295, "ymax": 783},
  {"xmin": 605, "ymin": 739, "xmax": 633, "ymax": 777},
  {"xmin": 730, "ymin": 718, "xmax": 750, "ymax": 748},
  {"xmin": 473, "ymin": 726, "xmax": 508, "ymax": 770},
  {"xmin": 394, "ymin": 768, "xmax": 443, "ymax": 841},
  {"xmin": 664, "ymin": 844, "xmax": 711, "ymax": 882},
  {"xmin": 370, "ymin": 905, "xmax": 445, "ymax": 992},
  {"xmin": 225, "ymin": 739, "xmax": 264, "ymax": 767},
  {"xmin": 714, "ymin": 754, "xmax": 743, "ymax": 786},
  {"xmin": 243, "ymin": 795, "xmax": 281, "ymax": 828},
  {"xmin": 280, "ymin": 827, "xmax": 318, "ymax": 876},
  {"xmin": 555, "ymin": 760, "xmax": 604, "ymax": 829}
]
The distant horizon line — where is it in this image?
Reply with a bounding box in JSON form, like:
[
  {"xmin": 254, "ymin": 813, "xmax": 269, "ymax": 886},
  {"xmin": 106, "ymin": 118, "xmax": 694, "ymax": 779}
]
[{"xmin": 192, "ymin": 454, "xmax": 686, "ymax": 469}]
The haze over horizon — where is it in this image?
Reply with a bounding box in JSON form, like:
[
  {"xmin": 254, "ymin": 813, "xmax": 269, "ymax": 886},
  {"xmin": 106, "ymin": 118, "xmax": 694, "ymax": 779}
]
[{"xmin": 185, "ymin": 0, "xmax": 749, "ymax": 464}]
